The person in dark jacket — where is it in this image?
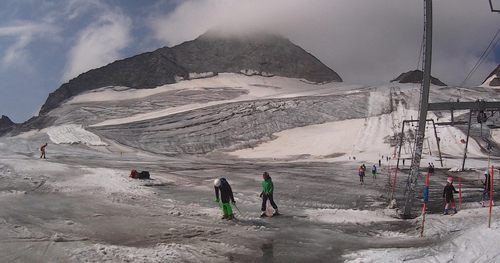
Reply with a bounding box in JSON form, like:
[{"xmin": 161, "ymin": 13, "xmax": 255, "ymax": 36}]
[
  {"xmin": 260, "ymin": 172, "xmax": 279, "ymax": 217},
  {"xmin": 443, "ymin": 177, "xmax": 458, "ymax": 215},
  {"xmin": 481, "ymin": 170, "xmax": 493, "ymax": 207},
  {"xmin": 40, "ymin": 143, "xmax": 47, "ymax": 159},
  {"xmin": 214, "ymin": 178, "xmax": 235, "ymax": 220}
]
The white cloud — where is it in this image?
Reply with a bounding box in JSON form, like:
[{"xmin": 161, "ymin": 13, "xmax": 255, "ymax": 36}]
[
  {"xmin": 150, "ymin": 0, "xmax": 500, "ymax": 86},
  {"xmin": 62, "ymin": 11, "xmax": 132, "ymax": 81},
  {"xmin": 0, "ymin": 22, "xmax": 58, "ymax": 68}
]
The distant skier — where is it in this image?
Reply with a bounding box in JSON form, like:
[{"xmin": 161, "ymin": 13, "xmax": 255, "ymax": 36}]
[
  {"xmin": 40, "ymin": 143, "xmax": 47, "ymax": 159},
  {"xmin": 371, "ymin": 164, "xmax": 377, "ymax": 179},
  {"xmin": 358, "ymin": 165, "xmax": 365, "ymax": 185},
  {"xmin": 260, "ymin": 172, "xmax": 279, "ymax": 217},
  {"xmin": 481, "ymin": 170, "xmax": 493, "ymax": 207},
  {"xmin": 378, "ymin": 159, "xmax": 381, "ymax": 167},
  {"xmin": 443, "ymin": 177, "xmax": 458, "ymax": 215},
  {"xmin": 214, "ymin": 178, "xmax": 236, "ymax": 220},
  {"xmin": 428, "ymin": 163, "xmax": 435, "ymax": 174}
]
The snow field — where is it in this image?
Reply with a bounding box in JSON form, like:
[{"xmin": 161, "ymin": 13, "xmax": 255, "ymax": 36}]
[
  {"xmin": 344, "ymin": 207, "xmax": 500, "ymax": 263},
  {"xmin": 304, "ymin": 208, "xmax": 398, "ymax": 225},
  {"xmin": 88, "ymin": 73, "xmax": 350, "ymax": 127},
  {"xmin": 46, "ymin": 124, "xmax": 107, "ymax": 146}
]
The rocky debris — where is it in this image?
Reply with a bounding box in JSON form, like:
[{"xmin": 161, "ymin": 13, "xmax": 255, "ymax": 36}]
[
  {"xmin": 39, "ymin": 31, "xmax": 342, "ymax": 115},
  {"xmin": 391, "ymin": 70, "xmax": 447, "ymax": 86},
  {"xmin": 482, "ymin": 64, "xmax": 500, "ymax": 87}
]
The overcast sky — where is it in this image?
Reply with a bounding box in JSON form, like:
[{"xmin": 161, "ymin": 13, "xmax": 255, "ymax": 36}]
[{"xmin": 1, "ymin": 0, "xmax": 499, "ymax": 122}]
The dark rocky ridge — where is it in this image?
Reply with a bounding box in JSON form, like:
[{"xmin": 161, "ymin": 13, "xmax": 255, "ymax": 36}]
[
  {"xmin": 391, "ymin": 70, "xmax": 447, "ymax": 86},
  {"xmin": 483, "ymin": 64, "xmax": 500, "ymax": 87},
  {"xmin": 39, "ymin": 31, "xmax": 342, "ymax": 115},
  {"xmin": 0, "ymin": 115, "xmax": 15, "ymax": 136}
]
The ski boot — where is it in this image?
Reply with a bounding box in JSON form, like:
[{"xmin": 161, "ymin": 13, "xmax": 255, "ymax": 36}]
[
  {"xmin": 443, "ymin": 209, "xmax": 448, "ymax": 215},
  {"xmin": 260, "ymin": 212, "xmax": 266, "ymax": 218},
  {"xmin": 227, "ymin": 214, "xmax": 235, "ymax": 220},
  {"xmin": 273, "ymin": 209, "xmax": 280, "ymax": 216}
]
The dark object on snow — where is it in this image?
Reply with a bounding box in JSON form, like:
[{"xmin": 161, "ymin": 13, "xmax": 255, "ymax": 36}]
[
  {"xmin": 130, "ymin": 170, "xmax": 150, "ymax": 179},
  {"xmin": 391, "ymin": 70, "xmax": 447, "ymax": 86}
]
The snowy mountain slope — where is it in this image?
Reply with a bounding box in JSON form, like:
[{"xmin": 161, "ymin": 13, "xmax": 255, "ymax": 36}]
[{"xmin": 18, "ymin": 73, "xmax": 499, "ymax": 160}]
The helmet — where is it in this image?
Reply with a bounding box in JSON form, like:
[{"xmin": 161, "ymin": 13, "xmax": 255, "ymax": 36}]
[
  {"xmin": 214, "ymin": 178, "xmax": 221, "ymax": 187},
  {"xmin": 447, "ymin": 177, "xmax": 453, "ymax": 183}
]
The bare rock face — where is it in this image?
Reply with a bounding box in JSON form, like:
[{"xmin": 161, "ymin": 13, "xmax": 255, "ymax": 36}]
[
  {"xmin": 39, "ymin": 31, "xmax": 342, "ymax": 115},
  {"xmin": 0, "ymin": 115, "xmax": 15, "ymax": 136},
  {"xmin": 391, "ymin": 70, "xmax": 447, "ymax": 86},
  {"xmin": 482, "ymin": 65, "xmax": 500, "ymax": 87}
]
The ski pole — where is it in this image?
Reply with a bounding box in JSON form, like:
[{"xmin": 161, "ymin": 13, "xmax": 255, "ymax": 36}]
[{"xmin": 232, "ymin": 203, "xmax": 242, "ymax": 214}]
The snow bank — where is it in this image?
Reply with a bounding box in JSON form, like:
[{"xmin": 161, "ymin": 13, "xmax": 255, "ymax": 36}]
[
  {"xmin": 52, "ymin": 168, "xmax": 154, "ymax": 196},
  {"xmin": 344, "ymin": 207, "xmax": 500, "ymax": 262},
  {"xmin": 71, "ymin": 243, "xmax": 226, "ymax": 263},
  {"xmin": 46, "ymin": 124, "xmax": 107, "ymax": 146},
  {"xmin": 305, "ymin": 208, "xmax": 397, "ymax": 224},
  {"xmin": 189, "ymin": 72, "xmax": 216, "ymax": 79}
]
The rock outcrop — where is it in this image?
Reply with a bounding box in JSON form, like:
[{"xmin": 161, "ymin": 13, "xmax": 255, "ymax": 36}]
[
  {"xmin": 391, "ymin": 70, "xmax": 447, "ymax": 86},
  {"xmin": 482, "ymin": 65, "xmax": 500, "ymax": 87}
]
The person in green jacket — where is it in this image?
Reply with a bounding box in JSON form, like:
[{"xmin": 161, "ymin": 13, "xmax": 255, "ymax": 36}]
[{"xmin": 260, "ymin": 172, "xmax": 279, "ymax": 217}]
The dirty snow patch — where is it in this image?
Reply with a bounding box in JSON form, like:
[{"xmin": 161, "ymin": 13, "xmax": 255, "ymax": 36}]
[
  {"xmin": 71, "ymin": 243, "xmax": 226, "ymax": 263},
  {"xmin": 305, "ymin": 208, "xmax": 397, "ymax": 224},
  {"xmin": 46, "ymin": 124, "xmax": 107, "ymax": 146}
]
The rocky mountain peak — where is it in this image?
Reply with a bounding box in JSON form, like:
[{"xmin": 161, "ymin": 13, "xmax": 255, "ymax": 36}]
[
  {"xmin": 391, "ymin": 70, "xmax": 447, "ymax": 86},
  {"xmin": 39, "ymin": 30, "xmax": 342, "ymax": 115}
]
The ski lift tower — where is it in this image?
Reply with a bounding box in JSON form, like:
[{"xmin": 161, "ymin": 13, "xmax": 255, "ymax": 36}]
[{"xmin": 402, "ymin": 0, "xmax": 433, "ymax": 218}]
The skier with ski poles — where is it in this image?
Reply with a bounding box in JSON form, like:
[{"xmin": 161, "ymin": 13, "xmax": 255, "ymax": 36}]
[
  {"xmin": 260, "ymin": 172, "xmax": 279, "ymax": 217},
  {"xmin": 371, "ymin": 164, "xmax": 377, "ymax": 179},
  {"xmin": 214, "ymin": 178, "xmax": 236, "ymax": 220}
]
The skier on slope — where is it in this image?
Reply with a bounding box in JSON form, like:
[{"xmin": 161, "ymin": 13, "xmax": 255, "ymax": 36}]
[
  {"xmin": 260, "ymin": 172, "xmax": 279, "ymax": 217},
  {"xmin": 371, "ymin": 164, "xmax": 377, "ymax": 179},
  {"xmin": 443, "ymin": 177, "xmax": 458, "ymax": 215},
  {"xmin": 214, "ymin": 178, "xmax": 236, "ymax": 220},
  {"xmin": 358, "ymin": 165, "xmax": 365, "ymax": 185}
]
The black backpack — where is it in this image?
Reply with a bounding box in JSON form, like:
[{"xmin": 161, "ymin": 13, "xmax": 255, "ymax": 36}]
[{"xmin": 138, "ymin": 171, "xmax": 150, "ymax": 179}]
